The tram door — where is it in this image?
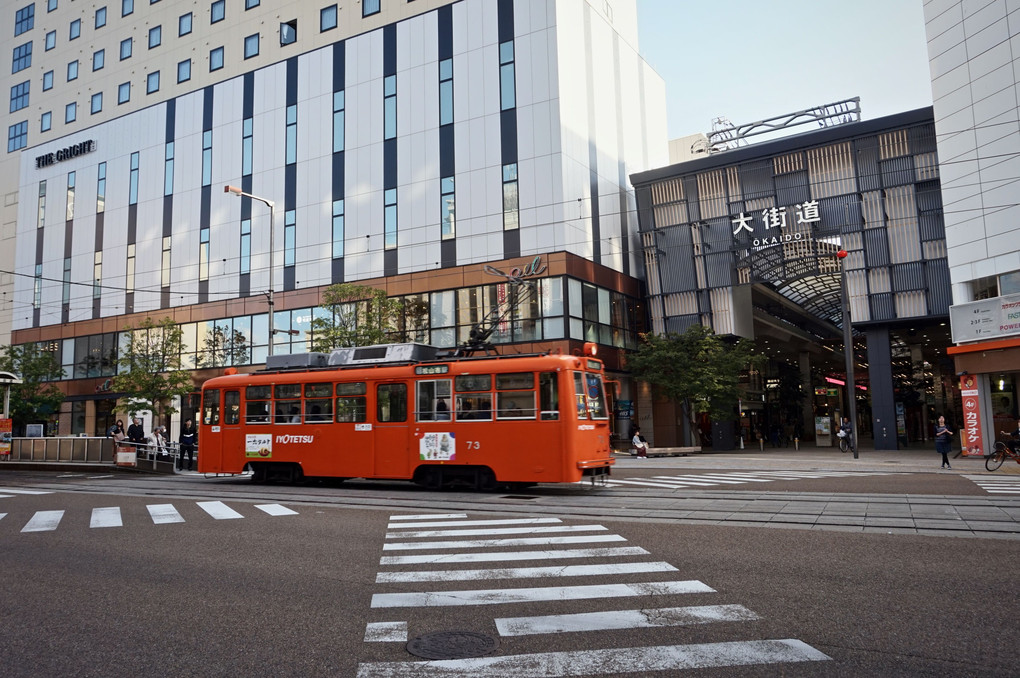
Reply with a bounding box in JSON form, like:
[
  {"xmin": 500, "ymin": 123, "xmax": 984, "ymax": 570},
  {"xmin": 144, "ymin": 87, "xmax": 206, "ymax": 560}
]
[{"xmin": 374, "ymin": 382, "xmax": 410, "ymax": 478}]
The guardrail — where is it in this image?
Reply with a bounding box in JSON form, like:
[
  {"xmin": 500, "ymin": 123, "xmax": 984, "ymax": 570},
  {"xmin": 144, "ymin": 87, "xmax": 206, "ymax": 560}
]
[{"xmin": 2, "ymin": 437, "xmax": 179, "ymax": 473}]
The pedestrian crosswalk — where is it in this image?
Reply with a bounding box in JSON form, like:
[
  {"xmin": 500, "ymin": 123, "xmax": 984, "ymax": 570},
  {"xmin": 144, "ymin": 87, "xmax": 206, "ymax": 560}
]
[
  {"xmin": 963, "ymin": 475, "xmax": 1020, "ymax": 494},
  {"xmin": 0, "ymin": 487, "xmax": 54, "ymax": 499},
  {"xmin": 1, "ymin": 501, "xmax": 297, "ymax": 534},
  {"xmin": 587, "ymin": 470, "xmax": 893, "ymax": 489},
  {"xmin": 357, "ymin": 513, "xmax": 831, "ymax": 676}
]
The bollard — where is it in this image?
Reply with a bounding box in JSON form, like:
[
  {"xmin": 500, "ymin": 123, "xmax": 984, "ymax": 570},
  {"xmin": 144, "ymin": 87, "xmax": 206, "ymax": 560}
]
[
  {"xmin": 759, "ymin": 437, "xmax": 764, "ymax": 451},
  {"xmin": 794, "ymin": 437, "xmax": 799, "ymax": 450},
  {"xmin": 739, "ymin": 436, "xmax": 744, "ymax": 450}
]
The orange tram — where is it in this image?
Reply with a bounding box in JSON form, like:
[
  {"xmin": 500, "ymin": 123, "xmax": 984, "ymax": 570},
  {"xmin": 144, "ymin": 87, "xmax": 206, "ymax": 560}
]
[{"xmin": 198, "ymin": 342, "xmax": 615, "ymax": 488}]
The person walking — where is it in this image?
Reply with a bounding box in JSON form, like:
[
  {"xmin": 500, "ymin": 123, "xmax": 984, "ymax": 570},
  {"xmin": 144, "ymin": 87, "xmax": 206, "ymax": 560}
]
[
  {"xmin": 179, "ymin": 418, "xmax": 197, "ymax": 471},
  {"xmin": 934, "ymin": 415, "xmax": 954, "ymax": 469},
  {"xmin": 126, "ymin": 417, "xmax": 146, "ymax": 458},
  {"xmin": 632, "ymin": 427, "xmax": 648, "ymax": 458}
]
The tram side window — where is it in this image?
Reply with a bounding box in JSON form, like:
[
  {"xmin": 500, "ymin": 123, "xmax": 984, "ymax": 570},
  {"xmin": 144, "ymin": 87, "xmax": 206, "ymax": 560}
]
[
  {"xmin": 203, "ymin": 389, "xmax": 220, "ymax": 426},
  {"xmin": 496, "ymin": 372, "xmax": 534, "ymax": 419},
  {"xmin": 585, "ymin": 372, "xmax": 609, "ymax": 420},
  {"xmin": 455, "ymin": 374, "xmax": 492, "ymax": 420},
  {"xmin": 224, "ymin": 390, "xmax": 240, "ymax": 425},
  {"xmin": 572, "ymin": 372, "xmax": 587, "ymax": 419},
  {"xmin": 245, "ymin": 385, "xmax": 271, "ymax": 424},
  {"xmin": 336, "ymin": 382, "xmax": 367, "ymax": 422},
  {"xmin": 377, "ymin": 383, "xmax": 407, "ymax": 422},
  {"xmin": 304, "ymin": 383, "xmax": 332, "ymax": 423},
  {"xmin": 539, "ymin": 372, "xmax": 559, "ymax": 420},
  {"xmin": 275, "ymin": 383, "xmax": 302, "ymax": 424},
  {"xmin": 416, "ymin": 379, "xmax": 452, "ymax": 421}
]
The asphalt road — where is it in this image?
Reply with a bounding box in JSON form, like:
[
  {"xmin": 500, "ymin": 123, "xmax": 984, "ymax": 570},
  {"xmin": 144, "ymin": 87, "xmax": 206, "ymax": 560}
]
[{"xmin": 1, "ymin": 468, "xmax": 1018, "ymax": 676}]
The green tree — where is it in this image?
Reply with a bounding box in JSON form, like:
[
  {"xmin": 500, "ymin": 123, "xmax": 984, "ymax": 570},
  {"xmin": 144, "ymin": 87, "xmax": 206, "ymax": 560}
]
[
  {"xmin": 0, "ymin": 343, "xmax": 65, "ymax": 433},
  {"xmin": 113, "ymin": 317, "xmax": 195, "ymax": 426},
  {"xmin": 626, "ymin": 324, "xmax": 765, "ymax": 445},
  {"xmin": 309, "ymin": 283, "xmax": 401, "ymax": 352},
  {"xmin": 197, "ymin": 323, "xmax": 250, "ymax": 368}
]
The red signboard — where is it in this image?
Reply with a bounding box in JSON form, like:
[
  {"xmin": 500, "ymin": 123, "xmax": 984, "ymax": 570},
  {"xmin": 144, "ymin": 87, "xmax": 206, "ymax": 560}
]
[
  {"xmin": 0, "ymin": 418, "xmax": 11, "ymax": 459},
  {"xmin": 959, "ymin": 375, "xmax": 985, "ymax": 457}
]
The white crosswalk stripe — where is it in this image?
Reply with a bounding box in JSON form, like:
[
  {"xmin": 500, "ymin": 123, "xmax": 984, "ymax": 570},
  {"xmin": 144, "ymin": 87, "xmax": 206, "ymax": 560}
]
[
  {"xmin": 963, "ymin": 475, "xmax": 1020, "ymax": 494},
  {"xmin": 22, "ymin": 510, "xmax": 64, "ymax": 532},
  {"xmin": 197, "ymin": 501, "xmax": 244, "ymax": 520},
  {"xmin": 0, "ymin": 487, "xmax": 54, "ymax": 495},
  {"xmin": 255, "ymin": 503, "xmax": 299, "ymax": 516},
  {"xmin": 359, "ymin": 513, "xmax": 831, "ymax": 675},
  {"xmin": 90, "ymin": 507, "xmax": 122, "ymax": 528},
  {"xmin": 589, "ymin": 470, "xmax": 893, "ymax": 489},
  {"xmin": 148, "ymin": 503, "xmax": 185, "ymax": 524}
]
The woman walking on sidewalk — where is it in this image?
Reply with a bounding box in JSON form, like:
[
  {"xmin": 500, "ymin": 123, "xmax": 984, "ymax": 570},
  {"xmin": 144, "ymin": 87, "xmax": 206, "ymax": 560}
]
[{"xmin": 935, "ymin": 415, "xmax": 954, "ymax": 469}]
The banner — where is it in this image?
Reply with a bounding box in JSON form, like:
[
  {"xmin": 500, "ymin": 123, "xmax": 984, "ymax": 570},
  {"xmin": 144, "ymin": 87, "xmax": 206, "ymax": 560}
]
[
  {"xmin": 959, "ymin": 375, "xmax": 985, "ymax": 457},
  {"xmin": 0, "ymin": 418, "xmax": 11, "ymax": 457}
]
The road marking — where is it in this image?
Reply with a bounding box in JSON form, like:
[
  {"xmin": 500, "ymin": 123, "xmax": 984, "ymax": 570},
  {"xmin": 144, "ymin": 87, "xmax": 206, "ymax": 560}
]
[
  {"xmin": 963, "ymin": 475, "xmax": 1020, "ymax": 494},
  {"xmin": 355, "ymin": 639, "xmax": 830, "ymax": 676},
  {"xmin": 389, "ymin": 513, "xmax": 468, "ymax": 521},
  {"xmin": 376, "ymin": 561, "xmax": 678, "ymax": 583},
  {"xmin": 148, "ymin": 503, "xmax": 185, "ymax": 524},
  {"xmin": 387, "ymin": 517, "xmax": 561, "ymax": 529},
  {"xmin": 0, "ymin": 513, "xmax": 6, "ymax": 522},
  {"xmin": 495, "ymin": 604, "xmax": 761, "ymax": 636},
  {"xmin": 255, "ymin": 504, "xmax": 298, "ymax": 516},
  {"xmin": 364, "ymin": 622, "xmax": 408, "ymax": 643},
  {"xmin": 88, "ymin": 475, "xmax": 115, "ymax": 479},
  {"xmin": 370, "ymin": 580, "xmax": 714, "ymax": 608},
  {"xmin": 22, "ymin": 510, "xmax": 65, "ymax": 532},
  {"xmin": 0, "ymin": 488, "xmax": 54, "ymax": 495},
  {"xmin": 380, "ymin": 546, "xmax": 650, "ymax": 565},
  {"xmin": 57, "ymin": 474, "xmax": 83, "ymax": 478},
  {"xmin": 198, "ymin": 501, "xmax": 244, "ymax": 520},
  {"xmin": 383, "ymin": 534, "xmax": 628, "ymax": 551},
  {"xmin": 598, "ymin": 471, "xmax": 893, "ymax": 489},
  {"xmin": 386, "ymin": 524, "xmax": 608, "ymax": 539},
  {"xmin": 90, "ymin": 507, "xmax": 122, "ymax": 528}
]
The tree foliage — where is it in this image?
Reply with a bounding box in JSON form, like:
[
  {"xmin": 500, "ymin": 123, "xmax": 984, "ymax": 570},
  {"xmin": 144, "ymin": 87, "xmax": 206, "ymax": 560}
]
[
  {"xmin": 0, "ymin": 343, "xmax": 65, "ymax": 432},
  {"xmin": 626, "ymin": 324, "xmax": 765, "ymax": 442},
  {"xmin": 112, "ymin": 317, "xmax": 195, "ymax": 424},
  {"xmin": 309, "ymin": 283, "xmax": 403, "ymax": 352}
]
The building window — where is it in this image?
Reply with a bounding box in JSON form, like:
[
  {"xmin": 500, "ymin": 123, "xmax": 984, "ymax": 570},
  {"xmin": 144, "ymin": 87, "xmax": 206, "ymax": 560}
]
[
  {"xmin": 37, "ymin": 181, "xmax": 46, "ymax": 227},
  {"xmin": 244, "ymin": 33, "xmax": 259, "ymax": 59},
  {"xmin": 48, "ymin": 0, "xmax": 57, "ymax": 11},
  {"xmin": 439, "ymin": 58, "xmax": 453, "ymax": 126},
  {"xmin": 10, "ymin": 81, "xmax": 30, "ymax": 113},
  {"xmin": 90, "ymin": 92, "xmax": 102, "ymax": 114},
  {"xmin": 148, "ymin": 25, "xmax": 161, "ymax": 49},
  {"xmin": 320, "ymin": 5, "xmax": 337, "ymax": 31},
  {"xmin": 120, "ymin": 38, "xmax": 132, "ymax": 60},
  {"xmin": 201, "ymin": 130, "xmax": 212, "ymax": 186},
  {"xmin": 211, "ymin": 0, "xmax": 224, "ymax": 24},
  {"xmin": 285, "ymin": 104, "xmax": 297, "ymax": 164},
  {"xmin": 96, "ymin": 7, "xmax": 107, "ymax": 28},
  {"xmin": 67, "ymin": 59, "xmax": 77, "ymax": 81},
  {"xmin": 284, "ymin": 210, "xmax": 296, "ymax": 267},
  {"xmin": 364, "ymin": 0, "xmax": 380, "ymax": 17},
  {"xmin": 179, "ymin": 12, "xmax": 192, "ymax": 36},
  {"xmin": 15, "ymin": 5, "xmax": 35, "ymax": 36},
  {"xmin": 8, "ymin": 121, "xmax": 28, "ymax": 152},
  {"xmin": 280, "ymin": 19, "xmax": 297, "ymax": 45},
  {"xmin": 240, "ymin": 218, "xmax": 251, "ymax": 274},
  {"xmin": 66, "ymin": 171, "xmax": 75, "ymax": 221},
  {"xmin": 40, "ymin": 111, "xmax": 51, "ymax": 132},
  {"xmin": 118, "ymin": 81, "xmax": 129, "ymax": 104},
  {"xmin": 441, "ymin": 176, "xmax": 455, "ymax": 239},
  {"xmin": 499, "ymin": 41, "xmax": 515, "ymax": 110},
  {"xmin": 147, "ymin": 71, "xmax": 159, "ymax": 94},
  {"xmin": 383, "ymin": 75, "xmax": 396, "ymax": 140},
  {"xmin": 69, "ymin": 18, "xmax": 80, "ymax": 39},
  {"xmin": 210, "ymin": 46, "xmax": 224, "ymax": 71},
  {"xmin": 126, "ymin": 243, "xmax": 135, "ymax": 293},
  {"xmin": 42, "ymin": 70, "xmax": 52, "ymax": 90},
  {"xmin": 164, "ymin": 141, "xmax": 174, "ymax": 195},
  {"xmin": 96, "ymin": 162, "xmax": 106, "ymax": 213},
  {"xmin": 12, "ymin": 43, "xmax": 32, "ymax": 73},
  {"xmin": 332, "ymin": 199, "xmax": 344, "ymax": 258},
  {"xmin": 177, "ymin": 59, "xmax": 191, "ymax": 83},
  {"xmin": 93, "ymin": 252, "xmax": 102, "ymax": 299},
  {"xmin": 242, "ymin": 117, "xmax": 252, "ymax": 175},
  {"xmin": 34, "ymin": 264, "xmax": 42, "ymax": 309},
  {"xmin": 128, "ymin": 151, "xmax": 139, "ymax": 205},
  {"xmin": 65, "ymin": 101, "xmax": 76, "ymax": 123},
  {"xmin": 45, "ymin": 30, "xmax": 55, "ymax": 51},
  {"xmin": 199, "ymin": 228, "xmax": 209, "ymax": 281},
  {"xmin": 332, "ymin": 90, "xmax": 344, "ymax": 152},
  {"xmin": 93, "ymin": 49, "xmax": 105, "ymax": 71},
  {"xmin": 245, "ymin": 0, "xmax": 259, "ymax": 9},
  {"xmin": 384, "ymin": 188, "xmax": 397, "ymax": 249},
  {"xmin": 122, "ymin": 0, "xmax": 133, "ymax": 17},
  {"xmin": 161, "ymin": 236, "xmax": 171, "ymax": 287},
  {"xmin": 502, "ymin": 163, "xmax": 518, "ymax": 230},
  {"xmin": 62, "ymin": 257, "xmax": 70, "ymax": 310}
]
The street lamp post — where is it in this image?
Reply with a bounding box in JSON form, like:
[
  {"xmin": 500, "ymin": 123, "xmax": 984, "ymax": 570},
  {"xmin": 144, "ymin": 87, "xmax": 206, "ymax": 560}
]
[
  {"xmin": 837, "ymin": 248, "xmax": 859, "ymax": 459},
  {"xmin": 224, "ymin": 185, "xmax": 276, "ymax": 356}
]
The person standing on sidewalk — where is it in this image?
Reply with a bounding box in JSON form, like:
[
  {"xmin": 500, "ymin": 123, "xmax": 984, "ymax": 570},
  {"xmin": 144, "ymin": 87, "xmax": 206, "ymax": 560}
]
[
  {"xmin": 178, "ymin": 418, "xmax": 197, "ymax": 471},
  {"xmin": 935, "ymin": 415, "xmax": 954, "ymax": 469}
]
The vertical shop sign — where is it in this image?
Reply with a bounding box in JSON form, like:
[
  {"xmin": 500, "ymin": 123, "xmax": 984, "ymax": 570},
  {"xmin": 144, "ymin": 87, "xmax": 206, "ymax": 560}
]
[
  {"xmin": 0, "ymin": 418, "xmax": 11, "ymax": 458},
  {"xmin": 959, "ymin": 375, "xmax": 985, "ymax": 457}
]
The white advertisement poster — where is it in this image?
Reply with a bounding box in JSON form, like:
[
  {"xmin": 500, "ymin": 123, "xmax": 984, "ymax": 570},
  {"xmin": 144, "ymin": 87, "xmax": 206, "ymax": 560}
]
[{"xmin": 419, "ymin": 432, "xmax": 456, "ymax": 461}]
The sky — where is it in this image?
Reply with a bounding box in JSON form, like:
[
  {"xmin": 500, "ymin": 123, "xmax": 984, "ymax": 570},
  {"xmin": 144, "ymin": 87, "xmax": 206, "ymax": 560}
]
[{"xmin": 635, "ymin": 0, "xmax": 935, "ymax": 140}]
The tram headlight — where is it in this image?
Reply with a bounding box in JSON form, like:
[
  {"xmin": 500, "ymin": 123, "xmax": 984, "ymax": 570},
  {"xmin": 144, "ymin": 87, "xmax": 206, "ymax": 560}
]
[{"xmin": 584, "ymin": 342, "xmax": 598, "ymax": 357}]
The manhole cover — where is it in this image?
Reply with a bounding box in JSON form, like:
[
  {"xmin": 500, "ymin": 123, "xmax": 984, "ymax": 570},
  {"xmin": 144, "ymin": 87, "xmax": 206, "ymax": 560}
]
[{"xmin": 406, "ymin": 630, "xmax": 500, "ymax": 660}]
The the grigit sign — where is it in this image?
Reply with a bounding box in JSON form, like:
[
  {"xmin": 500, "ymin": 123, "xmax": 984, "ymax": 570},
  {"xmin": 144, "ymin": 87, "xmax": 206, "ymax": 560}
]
[{"xmin": 36, "ymin": 140, "xmax": 96, "ymax": 169}]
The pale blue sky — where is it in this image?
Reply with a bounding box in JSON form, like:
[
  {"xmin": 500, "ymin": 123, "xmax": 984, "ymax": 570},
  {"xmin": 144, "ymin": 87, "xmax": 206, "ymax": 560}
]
[{"xmin": 636, "ymin": 0, "xmax": 934, "ymax": 139}]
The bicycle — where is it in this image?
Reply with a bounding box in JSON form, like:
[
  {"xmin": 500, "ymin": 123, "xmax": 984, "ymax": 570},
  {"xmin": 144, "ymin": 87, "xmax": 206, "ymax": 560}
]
[
  {"xmin": 837, "ymin": 432, "xmax": 854, "ymax": 454},
  {"xmin": 985, "ymin": 440, "xmax": 1020, "ymax": 472}
]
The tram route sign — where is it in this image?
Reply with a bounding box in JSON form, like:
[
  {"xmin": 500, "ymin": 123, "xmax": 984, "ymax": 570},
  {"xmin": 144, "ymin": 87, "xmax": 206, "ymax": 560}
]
[{"xmin": 949, "ymin": 292, "xmax": 1020, "ymax": 343}]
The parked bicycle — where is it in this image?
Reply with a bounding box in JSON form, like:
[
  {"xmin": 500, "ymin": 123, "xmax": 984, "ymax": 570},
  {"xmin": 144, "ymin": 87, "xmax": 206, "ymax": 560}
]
[
  {"xmin": 985, "ymin": 439, "xmax": 1020, "ymax": 472},
  {"xmin": 837, "ymin": 431, "xmax": 854, "ymax": 454}
]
